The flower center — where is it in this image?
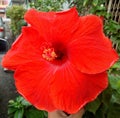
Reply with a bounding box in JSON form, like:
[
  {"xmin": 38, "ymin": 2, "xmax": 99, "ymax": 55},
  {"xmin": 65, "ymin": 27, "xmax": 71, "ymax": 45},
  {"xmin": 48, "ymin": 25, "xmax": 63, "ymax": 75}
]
[{"xmin": 42, "ymin": 48, "xmax": 57, "ymax": 61}]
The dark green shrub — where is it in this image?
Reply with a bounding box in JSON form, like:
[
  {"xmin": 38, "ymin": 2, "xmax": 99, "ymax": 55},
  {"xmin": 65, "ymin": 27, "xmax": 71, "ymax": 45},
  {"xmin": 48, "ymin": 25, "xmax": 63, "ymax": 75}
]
[
  {"xmin": 8, "ymin": 96, "xmax": 47, "ymax": 118},
  {"xmin": 29, "ymin": 0, "xmax": 66, "ymax": 11},
  {"xmin": 6, "ymin": 5, "xmax": 27, "ymax": 37}
]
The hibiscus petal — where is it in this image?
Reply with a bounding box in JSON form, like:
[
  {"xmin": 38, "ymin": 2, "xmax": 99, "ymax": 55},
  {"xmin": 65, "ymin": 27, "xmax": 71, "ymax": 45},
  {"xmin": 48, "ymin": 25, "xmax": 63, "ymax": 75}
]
[
  {"xmin": 24, "ymin": 8, "xmax": 55, "ymax": 29},
  {"xmin": 50, "ymin": 61, "xmax": 108, "ymax": 113},
  {"xmin": 24, "ymin": 8, "xmax": 79, "ymax": 43},
  {"xmin": 51, "ymin": 7, "xmax": 79, "ymax": 43},
  {"xmin": 24, "ymin": 8, "xmax": 55, "ymax": 40},
  {"xmin": 2, "ymin": 27, "xmax": 44, "ymax": 70},
  {"xmin": 69, "ymin": 15, "xmax": 119, "ymax": 74},
  {"xmin": 14, "ymin": 61, "xmax": 57, "ymax": 111}
]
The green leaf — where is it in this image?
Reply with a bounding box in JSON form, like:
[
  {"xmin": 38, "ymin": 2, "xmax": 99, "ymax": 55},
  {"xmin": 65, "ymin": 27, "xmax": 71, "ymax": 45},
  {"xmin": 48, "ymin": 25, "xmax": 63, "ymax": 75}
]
[
  {"xmin": 95, "ymin": 104, "xmax": 106, "ymax": 118},
  {"xmin": 85, "ymin": 97, "xmax": 101, "ymax": 114},
  {"xmin": 8, "ymin": 107, "xmax": 17, "ymax": 114},
  {"xmin": 14, "ymin": 109, "xmax": 24, "ymax": 118},
  {"xmin": 83, "ymin": 0, "xmax": 89, "ymax": 6},
  {"xmin": 21, "ymin": 98, "xmax": 31, "ymax": 107},
  {"xmin": 111, "ymin": 61, "xmax": 120, "ymax": 69},
  {"xmin": 92, "ymin": 0, "xmax": 98, "ymax": 6},
  {"xmin": 25, "ymin": 108, "xmax": 44, "ymax": 118},
  {"xmin": 43, "ymin": 111, "xmax": 48, "ymax": 117},
  {"xmin": 16, "ymin": 96, "xmax": 24, "ymax": 103},
  {"xmin": 107, "ymin": 103, "xmax": 120, "ymax": 118},
  {"xmin": 111, "ymin": 90, "xmax": 120, "ymax": 104},
  {"xmin": 108, "ymin": 75, "xmax": 120, "ymax": 94},
  {"xmin": 101, "ymin": 85, "xmax": 112, "ymax": 107}
]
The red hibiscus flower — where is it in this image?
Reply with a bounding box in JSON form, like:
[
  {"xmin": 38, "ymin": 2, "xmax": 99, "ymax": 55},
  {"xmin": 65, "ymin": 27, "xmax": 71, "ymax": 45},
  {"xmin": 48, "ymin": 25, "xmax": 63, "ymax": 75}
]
[{"xmin": 2, "ymin": 8, "xmax": 118, "ymax": 113}]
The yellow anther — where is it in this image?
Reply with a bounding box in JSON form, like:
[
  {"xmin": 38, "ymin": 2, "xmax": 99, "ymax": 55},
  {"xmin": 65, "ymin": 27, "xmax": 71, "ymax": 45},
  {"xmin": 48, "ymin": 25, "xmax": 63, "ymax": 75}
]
[{"xmin": 42, "ymin": 48, "xmax": 57, "ymax": 61}]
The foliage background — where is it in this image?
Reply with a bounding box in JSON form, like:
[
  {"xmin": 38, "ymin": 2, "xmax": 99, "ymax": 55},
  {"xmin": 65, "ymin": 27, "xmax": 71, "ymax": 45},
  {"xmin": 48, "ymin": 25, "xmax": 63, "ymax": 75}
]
[
  {"xmin": 7, "ymin": 0, "xmax": 120, "ymax": 118},
  {"xmin": 6, "ymin": 5, "xmax": 27, "ymax": 37}
]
